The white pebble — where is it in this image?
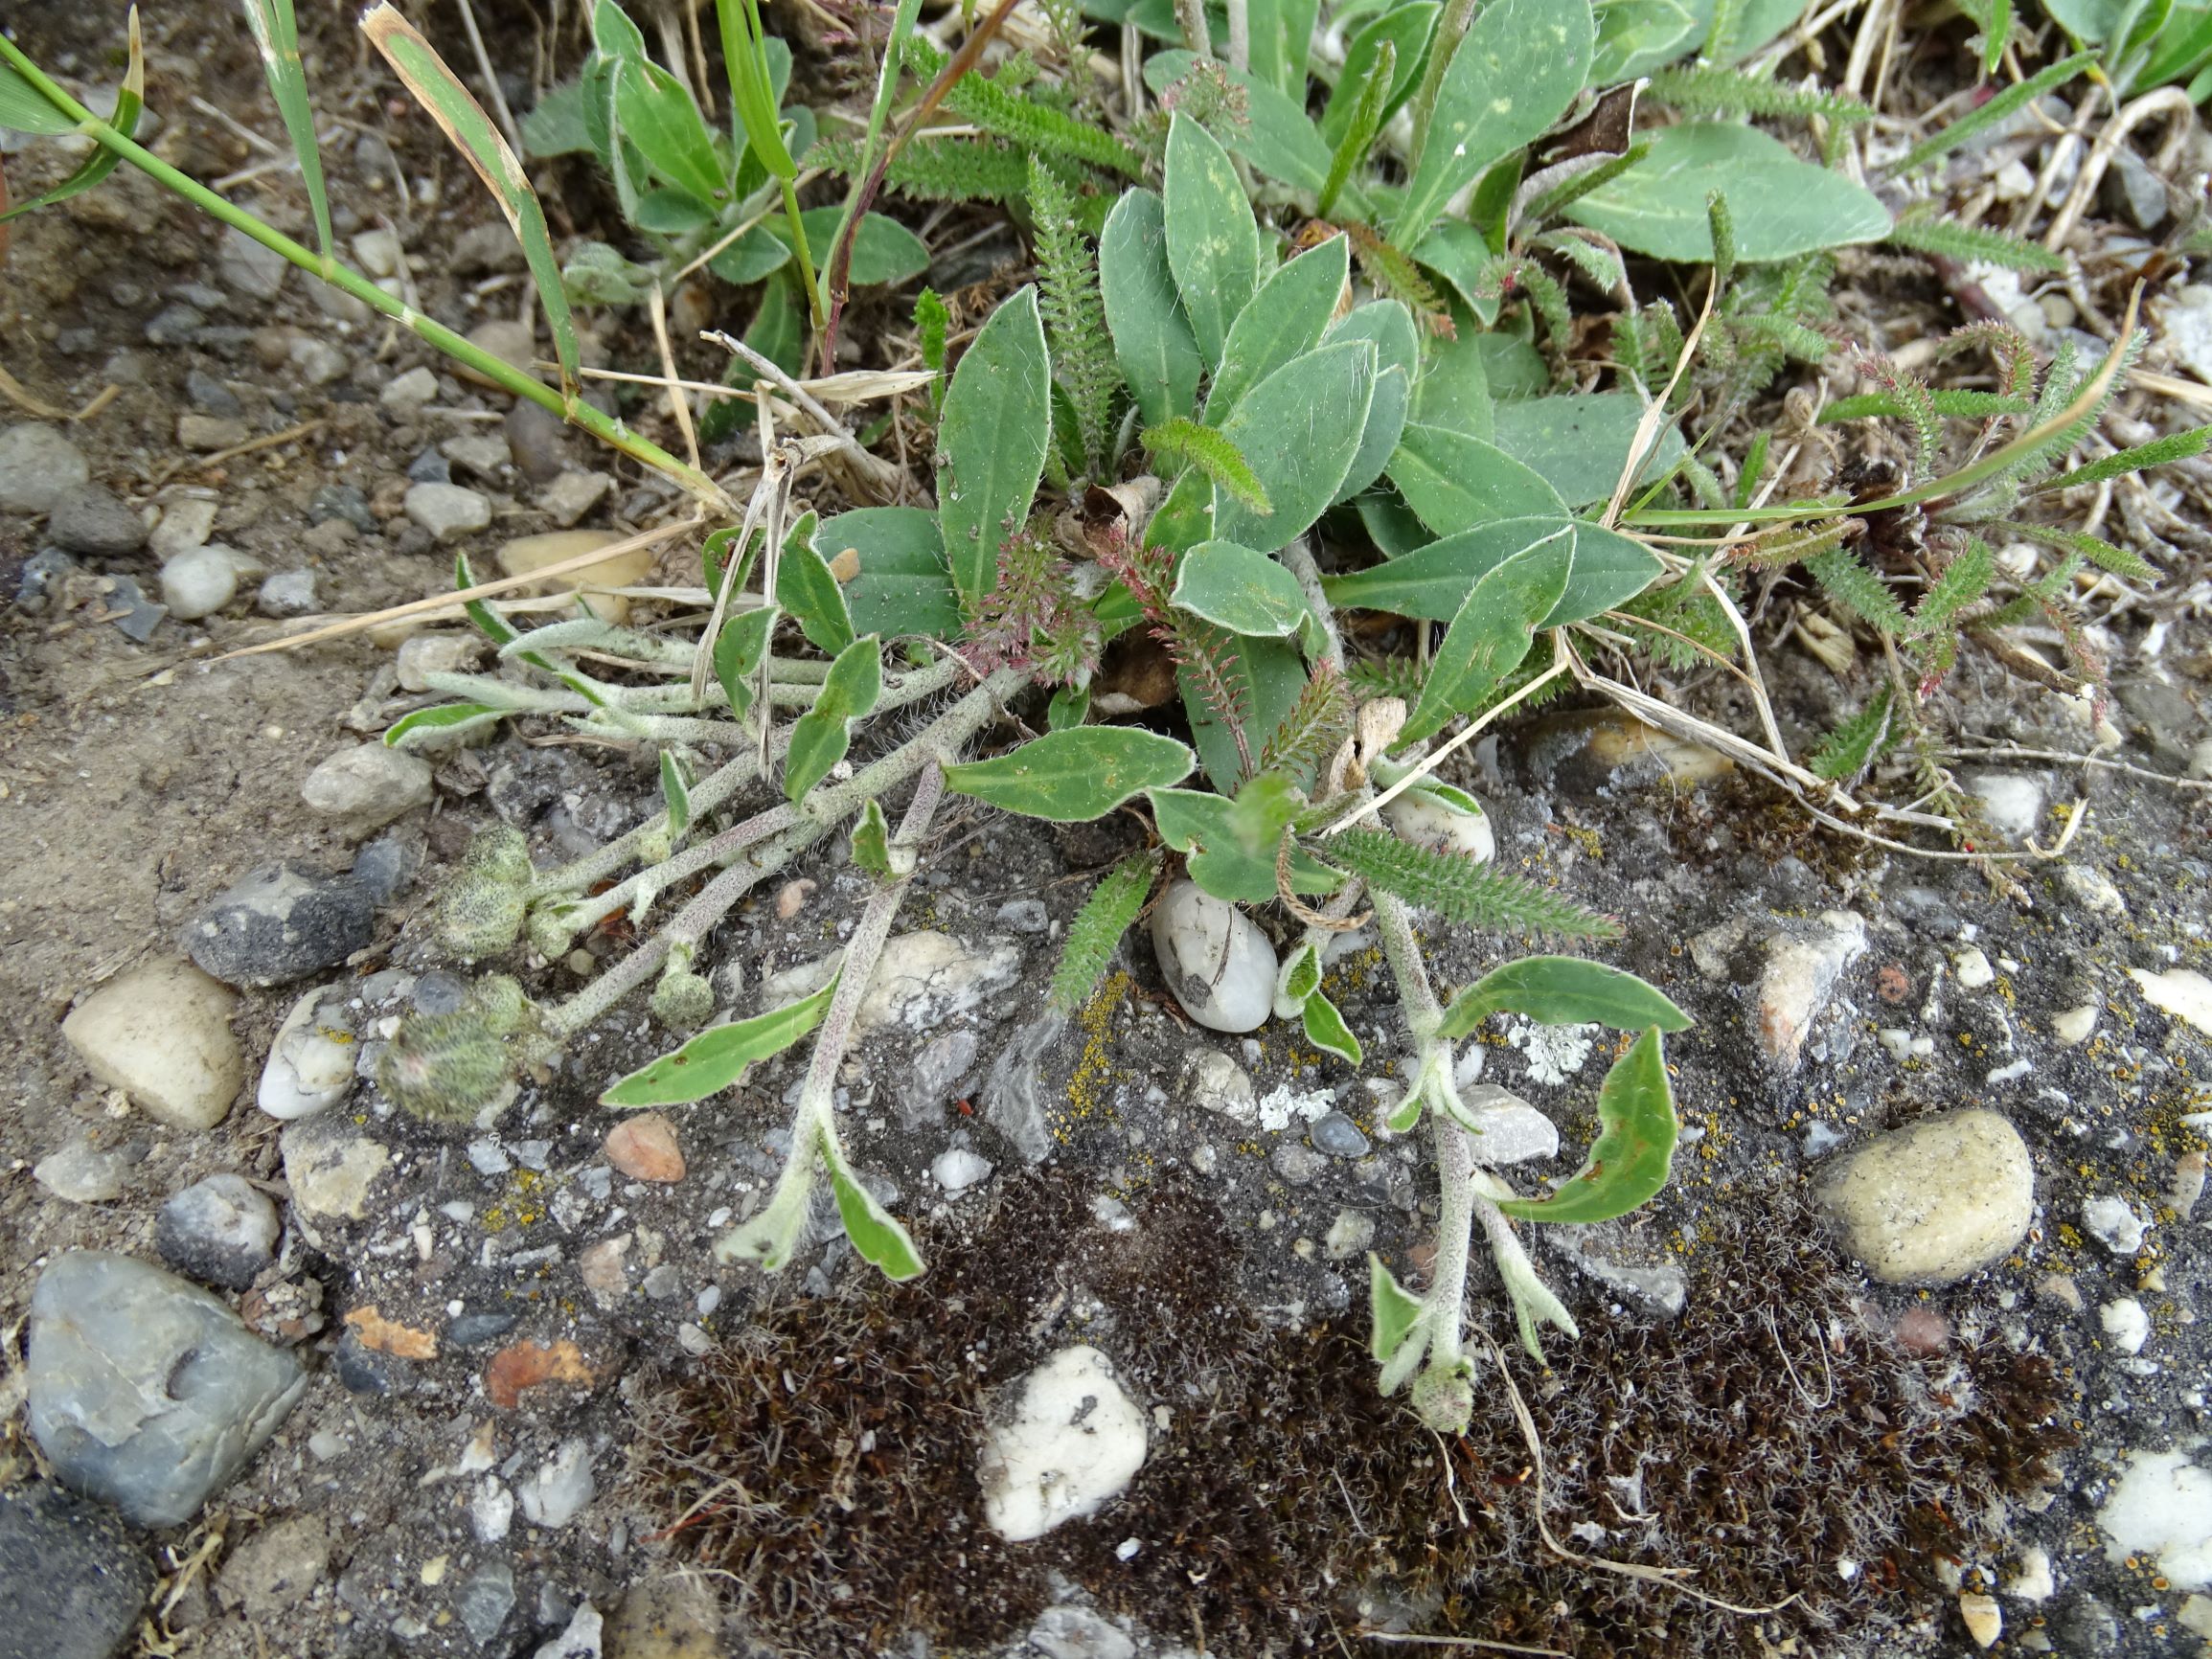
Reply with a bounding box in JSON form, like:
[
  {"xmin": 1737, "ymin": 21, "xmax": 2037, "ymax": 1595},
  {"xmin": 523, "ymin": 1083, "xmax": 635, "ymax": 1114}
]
[
  {"xmin": 978, "ymin": 1346, "xmax": 1147, "ymax": 1542},
  {"xmin": 257, "ymin": 987, "xmax": 356, "ymax": 1120},
  {"xmin": 517, "ymin": 1440, "xmax": 594, "ymax": 1529},
  {"xmin": 160, "ymin": 543, "xmax": 264, "ymax": 621},
  {"xmin": 2100, "ymin": 1297, "xmax": 2151, "ymax": 1354},
  {"xmin": 1149, "ymin": 881, "xmax": 1276, "ymax": 1033},
  {"xmin": 1953, "ymin": 947, "xmax": 1995, "ymax": 990},
  {"xmin": 2081, "ymin": 1194, "xmax": 2148, "ymax": 1256},
  {"xmin": 932, "ymin": 1148, "xmax": 993, "ymax": 1193}
]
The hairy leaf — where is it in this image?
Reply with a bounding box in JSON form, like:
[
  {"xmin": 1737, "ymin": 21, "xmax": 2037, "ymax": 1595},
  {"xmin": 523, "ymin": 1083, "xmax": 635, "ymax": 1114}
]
[
  {"xmin": 938, "ymin": 286, "xmax": 1051, "ymax": 611},
  {"xmin": 602, "ymin": 978, "xmax": 839, "ymax": 1105},
  {"xmin": 821, "ymin": 1126, "xmax": 924, "ymax": 1280},
  {"xmin": 1494, "ymin": 1027, "xmax": 1676, "ymax": 1221},
  {"xmin": 1439, "ymin": 956, "xmax": 1690, "ymax": 1039},
  {"xmin": 1172, "ymin": 542, "xmax": 1310, "ymax": 637},
  {"xmin": 944, "ymin": 728, "xmax": 1195, "ymax": 820},
  {"xmin": 1164, "ymin": 113, "xmax": 1264, "ymax": 368},
  {"xmin": 1101, "ymin": 189, "xmax": 1203, "ymax": 428},
  {"xmin": 1051, "ymin": 852, "xmax": 1160, "ymax": 1012},
  {"xmin": 1400, "ymin": 533, "xmax": 1572, "ymax": 747},
  {"xmin": 1316, "ymin": 827, "xmax": 1622, "ymax": 938},
  {"xmin": 784, "ymin": 635, "xmax": 882, "ymax": 803}
]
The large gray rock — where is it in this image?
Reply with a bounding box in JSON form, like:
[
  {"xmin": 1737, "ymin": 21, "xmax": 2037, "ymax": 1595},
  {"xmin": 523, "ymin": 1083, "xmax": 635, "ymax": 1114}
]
[
  {"xmin": 0, "ymin": 422, "xmax": 91, "ymax": 514},
  {"xmin": 183, "ymin": 861, "xmax": 375, "ymax": 988},
  {"xmin": 0, "ymin": 1482, "xmax": 154, "ymax": 1659},
  {"xmin": 27, "ymin": 1253, "xmax": 308, "ymax": 1528}
]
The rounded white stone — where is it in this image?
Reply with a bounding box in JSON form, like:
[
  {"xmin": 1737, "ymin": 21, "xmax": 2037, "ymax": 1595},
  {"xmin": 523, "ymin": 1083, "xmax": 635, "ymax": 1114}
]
[
  {"xmin": 161, "ymin": 544, "xmax": 264, "ymax": 621},
  {"xmin": 61, "ymin": 959, "xmax": 242, "ymax": 1131},
  {"xmin": 979, "ymin": 1345, "xmax": 1147, "ymax": 1542},
  {"xmin": 1382, "ymin": 789, "xmax": 1494, "ymax": 863},
  {"xmin": 1150, "ymin": 881, "xmax": 1276, "ymax": 1034},
  {"xmin": 932, "ymin": 1148, "xmax": 993, "ymax": 1193},
  {"xmin": 257, "ymin": 988, "xmax": 357, "ymax": 1120}
]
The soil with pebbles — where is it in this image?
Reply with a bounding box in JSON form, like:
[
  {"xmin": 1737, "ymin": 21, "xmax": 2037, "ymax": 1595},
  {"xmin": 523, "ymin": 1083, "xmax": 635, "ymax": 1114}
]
[{"xmin": 4, "ymin": 5, "xmax": 2212, "ymax": 1659}]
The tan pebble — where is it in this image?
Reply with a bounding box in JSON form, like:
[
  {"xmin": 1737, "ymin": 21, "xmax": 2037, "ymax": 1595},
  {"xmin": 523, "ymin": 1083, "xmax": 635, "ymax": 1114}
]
[
  {"xmin": 2034, "ymin": 1273, "xmax": 2084, "ymax": 1313},
  {"xmin": 496, "ymin": 528, "xmax": 650, "ymax": 625},
  {"xmin": 604, "ymin": 1112, "xmax": 686, "ymax": 1183},
  {"xmin": 1959, "ymin": 1591, "xmax": 2001, "ymax": 1648},
  {"xmin": 565, "ymin": 949, "xmax": 597, "ymax": 978},
  {"xmin": 776, "ymin": 878, "xmax": 816, "ymax": 920},
  {"xmin": 2172, "ymin": 1150, "xmax": 2206, "ymax": 1218}
]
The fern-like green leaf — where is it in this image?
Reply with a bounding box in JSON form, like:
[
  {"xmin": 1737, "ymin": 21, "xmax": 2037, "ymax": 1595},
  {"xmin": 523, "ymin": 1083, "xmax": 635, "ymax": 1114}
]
[
  {"xmin": 2037, "ymin": 424, "xmax": 2212, "ymax": 492},
  {"xmin": 1646, "ymin": 65, "xmax": 1874, "ymax": 124},
  {"xmin": 1259, "ymin": 661, "xmax": 1352, "ymax": 782},
  {"xmin": 1909, "ymin": 537, "xmax": 1995, "ymax": 635},
  {"xmin": 1820, "ymin": 388, "xmax": 2031, "ymax": 423},
  {"xmin": 812, "ymin": 132, "xmax": 1031, "ymax": 203},
  {"xmin": 1319, "ymin": 37, "xmax": 1393, "ymax": 219},
  {"xmin": 1810, "ymin": 686, "xmax": 1893, "ymax": 783},
  {"xmin": 1885, "ymin": 211, "xmax": 2064, "ymax": 273},
  {"xmin": 1029, "ymin": 156, "xmax": 1118, "ymax": 477},
  {"xmin": 1807, "ymin": 547, "xmax": 1910, "ymax": 634},
  {"xmin": 1050, "ymin": 852, "xmax": 1160, "ymax": 1012},
  {"xmin": 1314, "ymin": 828, "xmax": 1621, "ymax": 940},
  {"xmin": 1347, "ymin": 655, "xmax": 1425, "ymax": 702},
  {"xmin": 907, "ymin": 37, "xmax": 1144, "ymax": 177},
  {"xmin": 1533, "ymin": 230, "xmax": 1627, "ymax": 296},
  {"xmin": 1142, "ymin": 418, "xmax": 1272, "ymax": 512},
  {"xmin": 1993, "ymin": 519, "xmax": 2159, "ymax": 582}
]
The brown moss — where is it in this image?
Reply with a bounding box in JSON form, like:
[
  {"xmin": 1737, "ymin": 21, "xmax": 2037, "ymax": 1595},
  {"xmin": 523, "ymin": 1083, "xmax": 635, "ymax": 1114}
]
[{"xmin": 628, "ymin": 1177, "xmax": 2072, "ymax": 1658}]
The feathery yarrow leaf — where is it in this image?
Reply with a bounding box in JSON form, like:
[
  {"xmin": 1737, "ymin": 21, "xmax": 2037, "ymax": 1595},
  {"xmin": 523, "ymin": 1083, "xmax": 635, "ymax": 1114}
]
[
  {"xmin": 906, "ymin": 37, "xmax": 1145, "ymax": 176},
  {"xmin": 1808, "ymin": 547, "xmax": 1911, "ymax": 634},
  {"xmin": 1885, "ymin": 211, "xmax": 2065, "ymax": 273},
  {"xmin": 1028, "ymin": 155, "xmax": 1118, "ymax": 476},
  {"xmin": 1810, "ymin": 686, "xmax": 1894, "ymax": 783},
  {"xmin": 1647, "ymin": 65, "xmax": 1874, "ymax": 124},
  {"xmin": 1051, "ymin": 852, "xmax": 1160, "ymax": 1012},
  {"xmin": 1141, "ymin": 418, "xmax": 1272, "ymax": 512},
  {"xmin": 1315, "ymin": 827, "xmax": 1622, "ymax": 940}
]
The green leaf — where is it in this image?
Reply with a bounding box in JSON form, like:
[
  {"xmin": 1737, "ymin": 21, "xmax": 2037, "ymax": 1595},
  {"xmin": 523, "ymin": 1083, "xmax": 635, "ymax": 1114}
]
[
  {"xmin": 851, "ymin": 798, "xmax": 894, "ymax": 876},
  {"xmin": 2040, "ymin": 424, "xmax": 2212, "ymax": 491},
  {"xmin": 384, "ymin": 701, "xmax": 505, "ymax": 749},
  {"xmin": 815, "ymin": 508, "xmax": 962, "ymax": 639},
  {"xmin": 1387, "ymin": 423, "xmax": 1566, "ymax": 536},
  {"xmin": 1247, "ymin": 0, "xmax": 1319, "ymax": 93},
  {"xmin": 821, "ymin": 1127, "xmax": 925, "ymax": 1281},
  {"xmin": 944, "ymin": 728, "xmax": 1194, "ymax": 821},
  {"xmin": 659, "ymin": 751, "xmax": 693, "ymax": 839},
  {"xmin": 719, "ymin": 0, "xmax": 797, "ymax": 180},
  {"xmin": 615, "ymin": 55, "xmax": 726, "ymax": 199},
  {"xmin": 1326, "ymin": 305, "xmax": 1420, "ymax": 507},
  {"xmin": 1047, "ymin": 684, "xmax": 1090, "ymax": 730},
  {"xmin": 1590, "ymin": 0, "xmax": 1700, "ymax": 81},
  {"xmin": 1143, "ymin": 51, "xmax": 1334, "ymax": 193},
  {"xmin": 1051, "ymin": 851, "xmax": 1159, "ymax": 1012},
  {"xmin": 601, "ymin": 977, "xmax": 839, "ymax": 1106},
  {"xmin": 0, "ymin": 54, "xmax": 79, "ymax": 136},
  {"xmin": 363, "ymin": 5, "xmax": 580, "ymax": 395},
  {"xmin": 1565, "ymin": 123, "xmax": 1891, "ymax": 262},
  {"xmin": 1100, "ymin": 189, "xmax": 1203, "ymax": 429},
  {"xmin": 1393, "ymin": 0, "xmax": 1594, "ymax": 247},
  {"xmin": 1410, "ymin": 303, "xmax": 1496, "ymax": 441},
  {"xmin": 1213, "ymin": 342, "xmax": 1380, "ymax": 551},
  {"xmin": 1142, "ymin": 420, "xmax": 1271, "ymax": 513},
  {"xmin": 1171, "ymin": 542, "xmax": 1311, "ymax": 638},
  {"xmin": 1490, "ymin": 393, "xmax": 1685, "ymax": 510},
  {"xmin": 244, "ymin": 0, "xmax": 333, "ymax": 259},
  {"xmin": 1494, "ymin": 1027, "xmax": 1677, "ymax": 1222},
  {"xmin": 714, "ymin": 603, "xmax": 778, "ymax": 718},
  {"xmin": 775, "ymin": 539, "xmax": 856, "ymax": 655},
  {"xmin": 0, "ymin": 12, "xmax": 143, "ymax": 222},
  {"xmin": 1315, "ymin": 827, "xmax": 1622, "ymax": 938},
  {"xmin": 1401, "ymin": 532, "xmax": 1572, "ymax": 746},
  {"xmin": 796, "ymin": 206, "xmax": 929, "ymax": 285},
  {"xmin": 1303, "ymin": 989, "xmax": 1363, "ymax": 1065},
  {"xmin": 1163, "ymin": 112, "xmax": 1264, "ymax": 369},
  {"xmin": 1322, "ymin": 4, "xmax": 1436, "ymax": 148},
  {"xmin": 1323, "ymin": 515, "xmax": 1662, "ymax": 630},
  {"xmin": 1278, "ymin": 938, "xmax": 1324, "ymax": 1006},
  {"xmin": 1205, "ymin": 234, "xmax": 1349, "ymax": 422},
  {"xmin": 938, "ymin": 285, "xmax": 1052, "ymax": 611},
  {"xmin": 784, "ymin": 635, "xmax": 882, "ymax": 803},
  {"xmin": 1439, "ymin": 956, "xmax": 1691, "ymax": 1040},
  {"xmin": 1368, "ymin": 1253, "xmax": 1427, "ymax": 1364},
  {"xmin": 1151, "ymin": 786, "xmax": 1342, "ymax": 902},
  {"xmin": 1809, "ymin": 687, "xmax": 1893, "ymax": 783},
  {"xmin": 709, "ymin": 223, "xmax": 793, "ymax": 285},
  {"xmin": 1888, "ymin": 51, "xmax": 2094, "ymax": 174}
]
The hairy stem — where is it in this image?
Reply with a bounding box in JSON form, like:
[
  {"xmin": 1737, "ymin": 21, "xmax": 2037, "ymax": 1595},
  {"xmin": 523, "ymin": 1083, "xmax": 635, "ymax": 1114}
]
[
  {"xmin": 1404, "ymin": 0, "xmax": 1478, "ymax": 167},
  {"xmin": 1174, "ymin": 0, "xmax": 1215, "ymax": 58}
]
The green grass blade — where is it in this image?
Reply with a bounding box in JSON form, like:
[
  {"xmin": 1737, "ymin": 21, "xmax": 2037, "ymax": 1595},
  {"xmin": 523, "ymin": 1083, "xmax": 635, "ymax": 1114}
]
[
  {"xmin": 0, "ymin": 6, "xmax": 143, "ymax": 223},
  {"xmin": 1889, "ymin": 51, "xmax": 2094, "ymax": 175},
  {"xmin": 362, "ymin": 3, "xmax": 581, "ymax": 398},
  {"xmin": 240, "ymin": 0, "xmax": 332, "ymax": 261}
]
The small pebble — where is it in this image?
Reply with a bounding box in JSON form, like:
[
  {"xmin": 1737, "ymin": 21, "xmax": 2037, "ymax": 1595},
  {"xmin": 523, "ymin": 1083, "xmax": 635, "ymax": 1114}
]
[
  {"xmin": 538, "ymin": 468, "xmax": 612, "ymax": 528},
  {"xmin": 1150, "ymin": 881, "xmax": 1276, "ymax": 1034},
  {"xmin": 932, "ymin": 1148, "xmax": 993, "ymax": 1192},
  {"xmin": 2052, "ymin": 1004, "xmax": 2100, "ymax": 1046},
  {"xmin": 978, "ymin": 1347, "xmax": 1146, "ymax": 1541},
  {"xmin": 300, "ymin": 743, "xmax": 433, "ymax": 834},
  {"xmin": 149, "ymin": 495, "xmax": 217, "ymax": 559},
  {"xmin": 604, "ymin": 1113, "xmax": 685, "ymax": 1183},
  {"xmin": 1323, "ymin": 1208, "xmax": 1375, "ymax": 1260},
  {"xmin": 257, "ymin": 569, "xmax": 319, "ymax": 618},
  {"xmin": 2099, "ymin": 1297, "xmax": 2151, "ymax": 1354},
  {"xmin": 1270, "ymin": 1142, "xmax": 1325, "ymax": 1185},
  {"xmin": 1310, "ymin": 1111, "xmax": 1370, "ymax": 1159},
  {"xmin": 46, "ymin": 483, "xmax": 146, "ymax": 556},
  {"xmin": 1959, "ymin": 1590, "xmax": 2002, "ymax": 1649},
  {"xmin": 404, "ymin": 482, "xmax": 491, "ymax": 543},
  {"xmin": 185, "ymin": 861, "xmax": 375, "ymax": 988},
  {"xmin": 1817, "ymin": 1110, "xmax": 2034, "ymax": 1284},
  {"xmin": 1953, "ymin": 947, "xmax": 1995, "ymax": 990},
  {"xmin": 61, "ymin": 959, "xmax": 242, "ymax": 1131},
  {"xmin": 156, "ymin": 1173, "xmax": 281, "ymax": 1292},
  {"xmin": 2081, "ymin": 1194, "xmax": 2147, "ymax": 1256},
  {"xmin": 0, "ymin": 421, "xmax": 92, "ymax": 513},
  {"xmin": 160, "ymin": 543, "xmax": 264, "ymax": 621},
  {"xmin": 33, "ymin": 1138, "xmax": 132, "ymax": 1205},
  {"xmin": 379, "ymin": 366, "xmax": 438, "ymax": 415},
  {"xmin": 518, "ymin": 1439, "xmax": 595, "ymax": 1529}
]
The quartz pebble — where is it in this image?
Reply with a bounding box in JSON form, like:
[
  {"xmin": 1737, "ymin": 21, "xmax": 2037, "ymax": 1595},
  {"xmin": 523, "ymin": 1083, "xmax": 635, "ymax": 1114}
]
[
  {"xmin": 979, "ymin": 1346, "xmax": 1147, "ymax": 1541},
  {"xmin": 519, "ymin": 1439, "xmax": 596, "ymax": 1529},
  {"xmin": 301, "ymin": 742, "xmax": 433, "ymax": 833},
  {"xmin": 1150, "ymin": 881, "xmax": 1276, "ymax": 1033},
  {"xmin": 2081, "ymin": 1194, "xmax": 2146, "ymax": 1255},
  {"xmin": 1181, "ymin": 1049, "xmax": 1257, "ymax": 1122},
  {"xmin": 2128, "ymin": 966, "xmax": 2212, "ymax": 1037},
  {"xmin": 1817, "ymin": 1110, "xmax": 2034, "ymax": 1284},
  {"xmin": 1456, "ymin": 1084, "xmax": 1560, "ymax": 1165},
  {"xmin": 156, "ymin": 1173, "xmax": 280, "ymax": 1292},
  {"xmin": 160, "ymin": 544, "xmax": 264, "ymax": 620},
  {"xmin": 854, "ymin": 930, "xmax": 1020, "ymax": 1034},
  {"xmin": 2097, "ymin": 1448, "xmax": 2212, "ymax": 1591},
  {"xmin": 2099, "ymin": 1297, "xmax": 2151, "ymax": 1354},
  {"xmin": 27, "ymin": 1253, "xmax": 306, "ymax": 1528},
  {"xmin": 932, "ymin": 1148, "xmax": 993, "ymax": 1192},
  {"xmin": 149, "ymin": 495, "xmax": 217, "ymax": 559},
  {"xmin": 1381, "ymin": 788, "xmax": 1494, "ymax": 862},
  {"xmin": 62, "ymin": 959, "xmax": 241, "ymax": 1131},
  {"xmin": 32, "ymin": 1140, "xmax": 132, "ymax": 1205},
  {"xmin": 257, "ymin": 986, "xmax": 356, "ymax": 1119}
]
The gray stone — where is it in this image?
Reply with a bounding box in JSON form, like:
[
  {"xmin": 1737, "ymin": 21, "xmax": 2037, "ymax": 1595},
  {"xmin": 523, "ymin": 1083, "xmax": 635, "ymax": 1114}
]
[
  {"xmin": 1817, "ymin": 1109, "xmax": 2035, "ymax": 1284},
  {"xmin": 156, "ymin": 1173, "xmax": 280, "ymax": 1291},
  {"xmin": 995, "ymin": 897, "xmax": 1050, "ymax": 933},
  {"xmin": 537, "ymin": 468, "xmax": 612, "ymax": 528},
  {"xmin": 184, "ymin": 369, "xmax": 241, "ymax": 418},
  {"xmin": 218, "ymin": 227, "xmax": 289, "ymax": 299},
  {"xmin": 45, "ymin": 486, "xmax": 144, "ymax": 557},
  {"xmin": 257, "ymin": 569, "xmax": 319, "ymax": 618},
  {"xmin": 17, "ymin": 547, "xmax": 79, "ymax": 611},
  {"xmin": 101, "ymin": 575, "xmax": 167, "ymax": 644},
  {"xmin": 27, "ymin": 1252, "xmax": 307, "ymax": 1529},
  {"xmin": 455, "ymin": 1563, "xmax": 517, "ymax": 1647},
  {"xmin": 1151, "ymin": 880, "xmax": 1276, "ymax": 1033},
  {"xmin": 0, "ymin": 423, "xmax": 92, "ymax": 514},
  {"xmin": 351, "ymin": 228, "xmax": 402, "ymax": 278},
  {"xmin": 504, "ymin": 400, "xmax": 571, "ymax": 483},
  {"xmin": 855, "ymin": 931, "xmax": 1021, "ymax": 1034},
  {"xmin": 215, "ymin": 1515, "xmax": 328, "ymax": 1619},
  {"xmin": 442, "ymin": 432, "xmax": 514, "ymax": 483},
  {"xmin": 1456, "ymin": 1085, "xmax": 1561, "ymax": 1166},
  {"xmin": 900, "ymin": 1029, "xmax": 978, "ymax": 1125},
  {"xmin": 33, "ymin": 1139, "xmax": 133, "ymax": 1205},
  {"xmin": 300, "ymin": 742, "xmax": 433, "ymax": 834},
  {"xmin": 184, "ymin": 860, "xmax": 376, "ymax": 987},
  {"xmin": 175, "ymin": 415, "xmax": 248, "ymax": 453},
  {"xmin": 533, "ymin": 1602, "xmax": 604, "ymax": 1659},
  {"xmin": 379, "ymin": 365, "xmax": 439, "ymax": 415},
  {"xmin": 404, "ymin": 481, "xmax": 491, "ymax": 543},
  {"xmin": 308, "ymin": 483, "xmax": 376, "ymax": 534},
  {"xmin": 1310, "ymin": 1110, "xmax": 1370, "ymax": 1159},
  {"xmin": 352, "ymin": 832, "xmax": 419, "ymax": 903},
  {"xmin": 0, "ymin": 1482, "xmax": 154, "ymax": 1659},
  {"xmin": 61, "ymin": 959, "xmax": 242, "ymax": 1131},
  {"xmin": 454, "ymin": 222, "xmax": 527, "ymax": 274},
  {"xmin": 142, "ymin": 304, "xmax": 204, "ymax": 347},
  {"xmin": 982, "ymin": 1012, "xmax": 1065, "ymax": 1164},
  {"xmin": 1271, "ymin": 1142, "xmax": 1325, "ymax": 1185}
]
